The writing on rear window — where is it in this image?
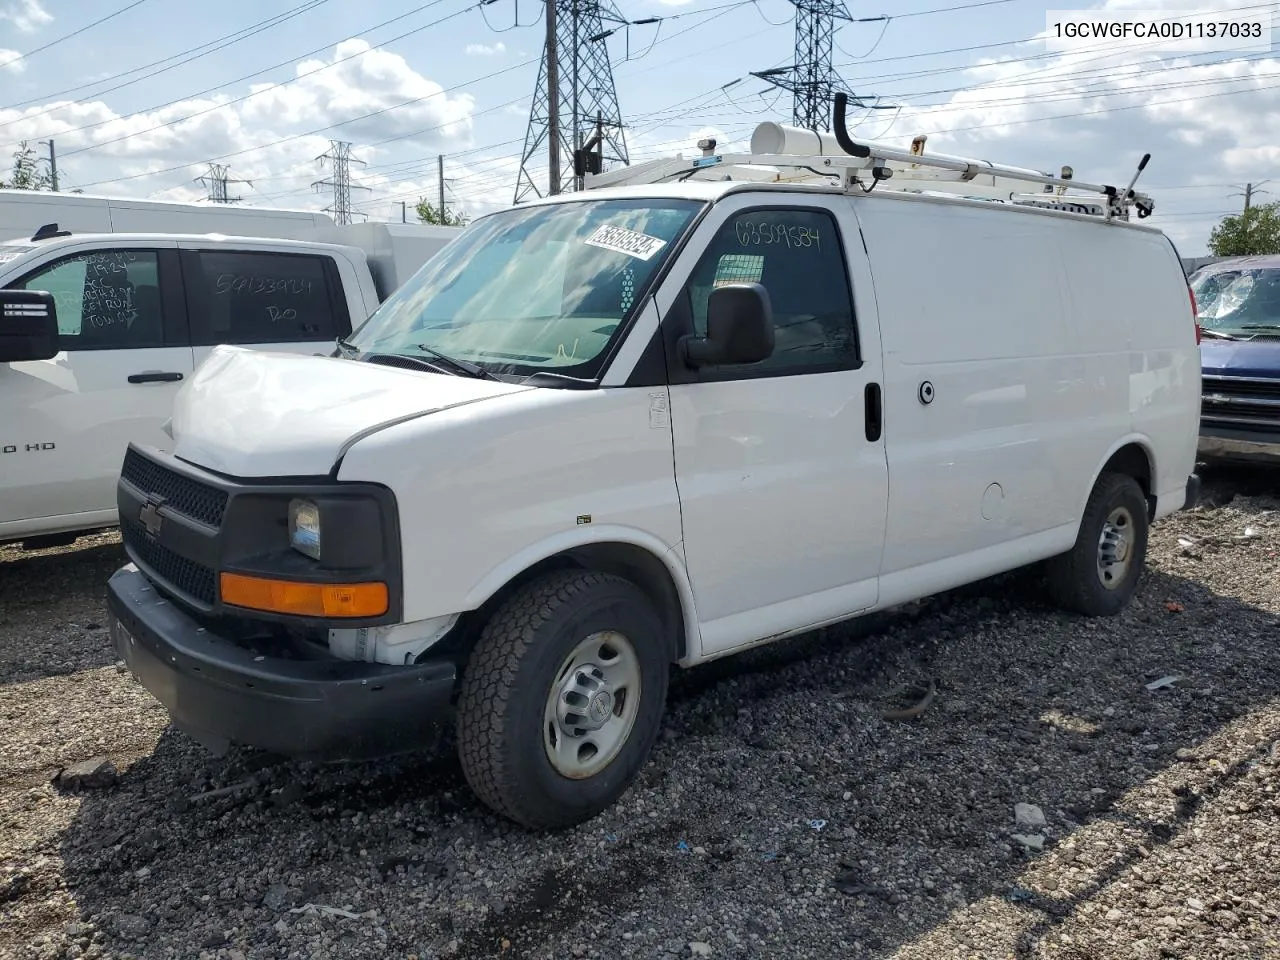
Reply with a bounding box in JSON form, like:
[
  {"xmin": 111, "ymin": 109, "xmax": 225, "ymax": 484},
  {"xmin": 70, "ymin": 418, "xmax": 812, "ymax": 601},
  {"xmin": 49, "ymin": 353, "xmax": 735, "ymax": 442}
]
[
  {"xmin": 213, "ymin": 273, "xmax": 315, "ymax": 297},
  {"xmin": 187, "ymin": 250, "xmax": 340, "ymax": 345}
]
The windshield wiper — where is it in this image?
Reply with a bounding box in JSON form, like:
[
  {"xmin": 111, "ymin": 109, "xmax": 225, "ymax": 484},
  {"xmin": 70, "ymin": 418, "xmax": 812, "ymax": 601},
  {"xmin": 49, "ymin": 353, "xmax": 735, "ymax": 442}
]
[
  {"xmin": 520, "ymin": 371, "xmax": 596, "ymax": 390},
  {"xmin": 414, "ymin": 344, "xmax": 501, "ymax": 381},
  {"xmin": 335, "ymin": 337, "xmax": 360, "ymax": 356},
  {"xmin": 1199, "ymin": 328, "xmax": 1240, "ymax": 340}
]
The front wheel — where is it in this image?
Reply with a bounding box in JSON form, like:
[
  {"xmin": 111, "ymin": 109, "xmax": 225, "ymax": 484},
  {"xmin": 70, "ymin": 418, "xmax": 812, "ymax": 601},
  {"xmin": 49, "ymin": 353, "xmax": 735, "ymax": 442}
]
[
  {"xmin": 1045, "ymin": 471, "xmax": 1150, "ymax": 616},
  {"xmin": 455, "ymin": 569, "xmax": 671, "ymax": 830}
]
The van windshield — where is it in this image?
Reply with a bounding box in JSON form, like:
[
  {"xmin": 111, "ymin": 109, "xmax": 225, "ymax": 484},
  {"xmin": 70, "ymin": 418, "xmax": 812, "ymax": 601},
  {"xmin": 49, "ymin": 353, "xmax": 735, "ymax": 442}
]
[
  {"xmin": 346, "ymin": 197, "xmax": 705, "ymax": 381},
  {"xmin": 1191, "ymin": 266, "xmax": 1280, "ymax": 338}
]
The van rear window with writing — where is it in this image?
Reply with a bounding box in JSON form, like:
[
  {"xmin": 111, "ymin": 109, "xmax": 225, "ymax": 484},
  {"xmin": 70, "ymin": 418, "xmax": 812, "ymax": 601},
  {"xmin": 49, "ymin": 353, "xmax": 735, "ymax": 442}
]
[{"xmin": 186, "ymin": 250, "xmax": 339, "ymax": 345}]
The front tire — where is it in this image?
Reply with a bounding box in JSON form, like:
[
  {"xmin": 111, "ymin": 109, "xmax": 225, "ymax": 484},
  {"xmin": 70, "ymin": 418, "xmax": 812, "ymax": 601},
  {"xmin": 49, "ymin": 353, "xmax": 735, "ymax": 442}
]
[
  {"xmin": 1045, "ymin": 471, "xmax": 1149, "ymax": 616},
  {"xmin": 456, "ymin": 569, "xmax": 671, "ymax": 830}
]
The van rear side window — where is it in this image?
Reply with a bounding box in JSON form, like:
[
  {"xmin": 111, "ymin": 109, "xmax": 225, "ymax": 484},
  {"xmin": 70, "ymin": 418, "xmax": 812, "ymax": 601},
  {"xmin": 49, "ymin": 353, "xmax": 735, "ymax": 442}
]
[{"xmin": 181, "ymin": 250, "xmax": 349, "ymax": 345}]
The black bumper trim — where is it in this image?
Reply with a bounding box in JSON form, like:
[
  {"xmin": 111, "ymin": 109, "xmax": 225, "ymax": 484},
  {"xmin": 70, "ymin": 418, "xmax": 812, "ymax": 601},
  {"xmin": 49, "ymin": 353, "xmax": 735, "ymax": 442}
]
[{"xmin": 107, "ymin": 564, "xmax": 456, "ymax": 761}]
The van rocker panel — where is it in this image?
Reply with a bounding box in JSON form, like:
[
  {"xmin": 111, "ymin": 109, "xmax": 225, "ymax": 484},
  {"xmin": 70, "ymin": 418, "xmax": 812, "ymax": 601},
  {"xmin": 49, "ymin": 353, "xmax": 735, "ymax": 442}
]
[{"xmin": 106, "ymin": 564, "xmax": 456, "ymax": 761}]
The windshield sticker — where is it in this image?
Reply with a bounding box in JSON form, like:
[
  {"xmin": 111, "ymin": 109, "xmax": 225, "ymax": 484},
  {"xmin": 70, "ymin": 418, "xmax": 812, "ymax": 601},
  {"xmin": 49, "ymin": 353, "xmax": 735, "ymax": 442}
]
[
  {"xmin": 714, "ymin": 254, "xmax": 764, "ymax": 287},
  {"xmin": 585, "ymin": 224, "xmax": 668, "ymax": 261}
]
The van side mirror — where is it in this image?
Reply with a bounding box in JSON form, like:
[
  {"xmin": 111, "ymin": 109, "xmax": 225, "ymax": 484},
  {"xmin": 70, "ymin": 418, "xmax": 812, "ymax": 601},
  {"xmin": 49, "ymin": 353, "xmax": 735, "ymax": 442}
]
[
  {"xmin": 0, "ymin": 290, "xmax": 59, "ymax": 363},
  {"xmin": 682, "ymin": 283, "xmax": 775, "ymax": 367}
]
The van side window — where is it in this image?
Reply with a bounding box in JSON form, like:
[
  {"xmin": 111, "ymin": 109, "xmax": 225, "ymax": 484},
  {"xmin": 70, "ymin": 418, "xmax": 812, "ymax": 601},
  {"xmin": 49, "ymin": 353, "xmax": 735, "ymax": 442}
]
[
  {"xmin": 181, "ymin": 250, "xmax": 349, "ymax": 345},
  {"xmin": 684, "ymin": 208, "xmax": 859, "ymax": 375},
  {"xmin": 10, "ymin": 250, "xmax": 167, "ymax": 350}
]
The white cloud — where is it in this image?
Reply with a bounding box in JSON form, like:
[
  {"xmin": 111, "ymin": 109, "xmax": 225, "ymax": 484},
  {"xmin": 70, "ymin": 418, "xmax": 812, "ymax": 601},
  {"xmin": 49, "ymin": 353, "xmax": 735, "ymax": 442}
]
[
  {"xmin": 465, "ymin": 42, "xmax": 506, "ymax": 56},
  {"xmin": 0, "ymin": 40, "xmax": 479, "ymax": 219},
  {"xmin": 0, "ymin": 0, "xmax": 51, "ymax": 33},
  {"xmin": 0, "ymin": 47, "xmax": 22, "ymax": 73}
]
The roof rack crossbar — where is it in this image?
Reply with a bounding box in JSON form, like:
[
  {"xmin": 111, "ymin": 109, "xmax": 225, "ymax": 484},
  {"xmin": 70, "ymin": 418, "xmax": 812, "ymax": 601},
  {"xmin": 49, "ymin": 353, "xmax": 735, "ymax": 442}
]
[{"xmin": 584, "ymin": 93, "xmax": 1154, "ymax": 222}]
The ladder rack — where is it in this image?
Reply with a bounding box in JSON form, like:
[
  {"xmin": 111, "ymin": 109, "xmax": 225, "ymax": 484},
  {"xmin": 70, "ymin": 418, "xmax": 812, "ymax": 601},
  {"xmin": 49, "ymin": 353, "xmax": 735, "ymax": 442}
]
[{"xmin": 584, "ymin": 93, "xmax": 1154, "ymax": 223}]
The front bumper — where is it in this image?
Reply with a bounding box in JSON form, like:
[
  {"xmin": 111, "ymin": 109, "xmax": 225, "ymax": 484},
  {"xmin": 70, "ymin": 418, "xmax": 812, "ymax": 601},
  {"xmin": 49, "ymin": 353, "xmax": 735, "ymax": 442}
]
[
  {"xmin": 1198, "ymin": 428, "xmax": 1280, "ymax": 465},
  {"xmin": 107, "ymin": 564, "xmax": 456, "ymax": 761}
]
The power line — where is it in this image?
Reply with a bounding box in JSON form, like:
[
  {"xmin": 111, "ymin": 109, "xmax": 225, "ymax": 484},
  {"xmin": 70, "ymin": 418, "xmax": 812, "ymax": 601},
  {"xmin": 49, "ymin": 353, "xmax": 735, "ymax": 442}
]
[
  {"xmin": 1, "ymin": 0, "xmax": 332, "ymax": 116},
  {"xmin": 72, "ymin": 56, "xmax": 538, "ymax": 190},
  {"xmin": 833, "ymin": 0, "xmax": 1279, "ymax": 72},
  {"xmin": 0, "ymin": 0, "xmax": 153, "ymax": 72},
  {"xmin": 6, "ymin": 0, "xmax": 461, "ymax": 148}
]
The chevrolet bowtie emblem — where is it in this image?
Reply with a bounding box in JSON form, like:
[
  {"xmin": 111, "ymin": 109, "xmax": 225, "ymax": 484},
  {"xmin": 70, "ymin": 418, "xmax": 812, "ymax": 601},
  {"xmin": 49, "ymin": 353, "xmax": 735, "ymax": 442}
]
[{"xmin": 139, "ymin": 499, "xmax": 164, "ymax": 538}]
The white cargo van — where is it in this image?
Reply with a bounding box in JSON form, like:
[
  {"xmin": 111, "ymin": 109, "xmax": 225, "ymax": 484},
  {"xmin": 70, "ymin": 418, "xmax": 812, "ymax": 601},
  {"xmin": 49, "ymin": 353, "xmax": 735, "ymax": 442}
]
[
  {"xmin": 96, "ymin": 98, "xmax": 1202, "ymax": 830},
  {"xmin": 0, "ymin": 188, "xmax": 336, "ymax": 242},
  {"xmin": 0, "ymin": 223, "xmax": 458, "ymax": 548}
]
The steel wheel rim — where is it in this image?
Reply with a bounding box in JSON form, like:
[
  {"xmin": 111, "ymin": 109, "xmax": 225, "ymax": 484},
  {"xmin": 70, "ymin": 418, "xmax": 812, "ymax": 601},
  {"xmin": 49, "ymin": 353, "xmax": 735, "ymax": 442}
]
[
  {"xmin": 1097, "ymin": 505, "xmax": 1135, "ymax": 590},
  {"xmin": 542, "ymin": 630, "xmax": 643, "ymax": 780}
]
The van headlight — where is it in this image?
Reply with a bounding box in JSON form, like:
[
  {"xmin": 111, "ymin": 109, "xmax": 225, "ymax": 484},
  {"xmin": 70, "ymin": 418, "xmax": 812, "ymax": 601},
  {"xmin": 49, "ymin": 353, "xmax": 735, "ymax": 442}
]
[{"xmin": 288, "ymin": 498, "xmax": 322, "ymax": 560}]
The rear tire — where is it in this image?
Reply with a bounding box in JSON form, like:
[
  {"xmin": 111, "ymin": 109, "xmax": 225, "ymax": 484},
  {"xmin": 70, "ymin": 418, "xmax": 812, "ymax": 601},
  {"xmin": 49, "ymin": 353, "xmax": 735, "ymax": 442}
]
[
  {"xmin": 1045, "ymin": 471, "xmax": 1149, "ymax": 616},
  {"xmin": 455, "ymin": 569, "xmax": 671, "ymax": 830}
]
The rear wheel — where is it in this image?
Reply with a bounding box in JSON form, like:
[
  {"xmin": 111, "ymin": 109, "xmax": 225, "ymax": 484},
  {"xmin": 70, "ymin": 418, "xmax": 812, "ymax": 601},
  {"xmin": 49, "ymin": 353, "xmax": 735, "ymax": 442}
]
[
  {"xmin": 1045, "ymin": 471, "xmax": 1149, "ymax": 616},
  {"xmin": 456, "ymin": 569, "xmax": 671, "ymax": 829}
]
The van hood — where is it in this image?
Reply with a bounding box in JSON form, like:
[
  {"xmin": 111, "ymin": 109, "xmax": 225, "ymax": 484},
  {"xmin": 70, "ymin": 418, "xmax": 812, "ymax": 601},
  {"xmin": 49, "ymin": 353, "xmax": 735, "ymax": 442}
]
[
  {"xmin": 171, "ymin": 346, "xmax": 533, "ymax": 478},
  {"xmin": 1200, "ymin": 339, "xmax": 1280, "ymax": 380}
]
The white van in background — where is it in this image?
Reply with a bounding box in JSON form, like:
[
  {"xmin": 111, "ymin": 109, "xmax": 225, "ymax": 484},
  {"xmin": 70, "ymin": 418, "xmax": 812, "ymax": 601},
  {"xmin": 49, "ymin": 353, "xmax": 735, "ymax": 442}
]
[
  {"xmin": 100, "ymin": 99, "xmax": 1202, "ymax": 831},
  {"xmin": 0, "ymin": 188, "xmax": 336, "ymax": 242},
  {"xmin": 0, "ymin": 222, "xmax": 459, "ymax": 549}
]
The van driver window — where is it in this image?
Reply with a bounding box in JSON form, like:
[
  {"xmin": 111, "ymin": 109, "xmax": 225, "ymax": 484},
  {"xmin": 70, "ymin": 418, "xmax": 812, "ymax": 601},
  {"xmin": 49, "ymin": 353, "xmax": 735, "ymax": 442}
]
[
  {"xmin": 12, "ymin": 250, "xmax": 165, "ymax": 350},
  {"xmin": 684, "ymin": 208, "xmax": 859, "ymax": 374}
]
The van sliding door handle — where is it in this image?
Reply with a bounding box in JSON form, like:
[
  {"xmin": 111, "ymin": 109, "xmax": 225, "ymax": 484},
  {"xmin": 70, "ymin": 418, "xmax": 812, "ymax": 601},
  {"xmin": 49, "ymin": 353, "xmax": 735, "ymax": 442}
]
[
  {"xmin": 128, "ymin": 371, "xmax": 184, "ymax": 384},
  {"xmin": 864, "ymin": 382, "xmax": 882, "ymax": 442}
]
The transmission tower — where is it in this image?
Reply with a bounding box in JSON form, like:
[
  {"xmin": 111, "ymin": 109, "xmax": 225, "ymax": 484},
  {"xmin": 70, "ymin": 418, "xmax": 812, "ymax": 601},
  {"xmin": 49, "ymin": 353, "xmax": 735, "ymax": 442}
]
[
  {"xmin": 195, "ymin": 162, "xmax": 250, "ymax": 203},
  {"xmin": 514, "ymin": 0, "xmax": 630, "ymax": 204},
  {"xmin": 313, "ymin": 140, "xmax": 370, "ymax": 224},
  {"xmin": 752, "ymin": 0, "xmax": 888, "ymax": 132}
]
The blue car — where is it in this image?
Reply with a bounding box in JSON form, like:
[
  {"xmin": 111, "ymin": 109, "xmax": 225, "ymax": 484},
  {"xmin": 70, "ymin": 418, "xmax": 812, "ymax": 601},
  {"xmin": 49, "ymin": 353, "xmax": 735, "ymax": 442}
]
[{"xmin": 1190, "ymin": 255, "xmax": 1280, "ymax": 465}]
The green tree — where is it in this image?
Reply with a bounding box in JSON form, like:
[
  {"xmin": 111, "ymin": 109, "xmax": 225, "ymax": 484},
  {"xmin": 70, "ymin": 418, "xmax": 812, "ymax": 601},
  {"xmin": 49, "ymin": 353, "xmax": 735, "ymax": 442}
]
[
  {"xmin": 415, "ymin": 198, "xmax": 468, "ymax": 227},
  {"xmin": 1208, "ymin": 202, "xmax": 1280, "ymax": 257},
  {"xmin": 0, "ymin": 141, "xmax": 53, "ymax": 191}
]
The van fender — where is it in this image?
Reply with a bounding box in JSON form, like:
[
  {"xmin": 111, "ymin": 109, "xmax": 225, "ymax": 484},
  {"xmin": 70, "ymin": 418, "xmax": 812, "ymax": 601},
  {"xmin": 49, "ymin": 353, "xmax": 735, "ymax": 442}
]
[
  {"xmin": 461, "ymin": 524, "xmax": 704, "ymax": 664},
  {"xmin": 1075, "ymin": 432, "xmax": 1158, "ymax": 525}
]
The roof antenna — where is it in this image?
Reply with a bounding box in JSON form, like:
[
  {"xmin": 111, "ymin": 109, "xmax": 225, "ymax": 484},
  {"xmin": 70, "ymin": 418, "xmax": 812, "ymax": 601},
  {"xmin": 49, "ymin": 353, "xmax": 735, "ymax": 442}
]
[{"xmin": 31, "ymin": 222, "xmax": 71, "ymax": 241}]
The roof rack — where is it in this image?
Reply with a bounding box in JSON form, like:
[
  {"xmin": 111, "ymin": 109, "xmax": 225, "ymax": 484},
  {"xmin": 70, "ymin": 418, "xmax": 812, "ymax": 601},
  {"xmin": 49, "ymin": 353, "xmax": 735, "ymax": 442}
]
[{"xmin": 585, "ymin": 93, "xmax": 1154, "ymax": 223}]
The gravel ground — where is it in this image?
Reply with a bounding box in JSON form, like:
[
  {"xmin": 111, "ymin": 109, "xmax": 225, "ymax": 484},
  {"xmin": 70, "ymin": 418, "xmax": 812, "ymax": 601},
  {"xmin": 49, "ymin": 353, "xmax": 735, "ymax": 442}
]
[{"xmin": 2, "ymin": 470, "xmax": 1278, "ymax": 960}]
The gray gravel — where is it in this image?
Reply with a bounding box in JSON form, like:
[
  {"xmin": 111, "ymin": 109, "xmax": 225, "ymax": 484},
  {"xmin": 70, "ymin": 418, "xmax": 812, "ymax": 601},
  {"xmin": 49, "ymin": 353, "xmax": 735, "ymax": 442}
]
[{"xmin": 2, "ymin": 470, "xmax": 1279, "ymax": 960}]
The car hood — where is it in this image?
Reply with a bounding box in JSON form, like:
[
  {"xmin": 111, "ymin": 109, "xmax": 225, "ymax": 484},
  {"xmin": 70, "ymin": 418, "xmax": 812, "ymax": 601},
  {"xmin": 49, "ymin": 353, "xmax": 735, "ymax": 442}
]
[
  {"xmin": 1200, "ymin": 338, "xmax": 1280, "ymax": 379},
  {"xmin": 170, "ymin": 345, "xmax": 533, "ymax": 478}
]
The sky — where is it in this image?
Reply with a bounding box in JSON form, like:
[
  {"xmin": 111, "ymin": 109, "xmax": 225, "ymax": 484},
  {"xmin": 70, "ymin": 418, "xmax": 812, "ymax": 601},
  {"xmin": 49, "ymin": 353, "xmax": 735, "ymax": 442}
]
[{"xmin": 0, "ymin": 0, "xmax": 1276, "ymax": 254}]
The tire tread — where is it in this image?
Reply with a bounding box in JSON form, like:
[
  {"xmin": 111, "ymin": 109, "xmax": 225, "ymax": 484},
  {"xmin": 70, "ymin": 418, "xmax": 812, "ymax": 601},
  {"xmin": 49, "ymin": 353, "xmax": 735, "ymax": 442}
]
[
  {"xmin": 1045, "ymin": 471, "xmax": 1148, "ymax": 616},
  {"xmin": 455, "ymin": 569, "xmax": 642, "ymax": 829}
]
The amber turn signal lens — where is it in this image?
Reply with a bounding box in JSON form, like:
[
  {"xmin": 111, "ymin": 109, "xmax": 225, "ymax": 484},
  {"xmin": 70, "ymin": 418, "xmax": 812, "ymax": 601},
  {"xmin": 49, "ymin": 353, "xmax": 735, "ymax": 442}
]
[{"xmin": 219, "ymin": 572, "xmax": 388, "ymax": 618}]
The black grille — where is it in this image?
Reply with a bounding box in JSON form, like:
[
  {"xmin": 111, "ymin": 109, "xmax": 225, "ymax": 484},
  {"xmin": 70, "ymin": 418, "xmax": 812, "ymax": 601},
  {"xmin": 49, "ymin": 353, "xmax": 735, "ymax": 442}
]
[
  {"xmin": 121, "ymin": 448, "xmax": 228, "ymax": 527},
  {"xmin": 121, "ymin": 519, "xmax": 217, "ymax": 605},
  {"xmin": 1201, "ymin": 376, "xmax": 1280, "ymax": 434}
]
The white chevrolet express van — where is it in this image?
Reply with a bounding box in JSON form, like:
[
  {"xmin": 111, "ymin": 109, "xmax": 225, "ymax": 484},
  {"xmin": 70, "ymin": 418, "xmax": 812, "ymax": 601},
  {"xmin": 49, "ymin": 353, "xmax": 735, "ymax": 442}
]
[{"xmin": 82, "ymin": 107, "xmax": 1201, "ymax": 829}]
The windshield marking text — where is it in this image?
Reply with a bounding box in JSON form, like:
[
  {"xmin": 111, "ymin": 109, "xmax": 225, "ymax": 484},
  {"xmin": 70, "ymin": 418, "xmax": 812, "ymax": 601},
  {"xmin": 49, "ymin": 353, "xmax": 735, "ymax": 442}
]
[{"xmin": 585, "ymin": 224, "xmax": 668, "ymax": 261}]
